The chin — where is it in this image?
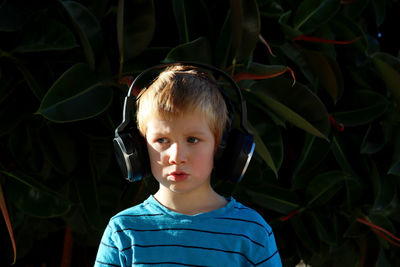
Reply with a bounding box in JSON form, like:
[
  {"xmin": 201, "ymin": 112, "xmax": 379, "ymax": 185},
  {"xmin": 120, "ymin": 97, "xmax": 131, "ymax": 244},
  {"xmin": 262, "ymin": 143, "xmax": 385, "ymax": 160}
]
[{"xmin": 167, "ymin": 185, "xmax": 194, "ymax": 194}]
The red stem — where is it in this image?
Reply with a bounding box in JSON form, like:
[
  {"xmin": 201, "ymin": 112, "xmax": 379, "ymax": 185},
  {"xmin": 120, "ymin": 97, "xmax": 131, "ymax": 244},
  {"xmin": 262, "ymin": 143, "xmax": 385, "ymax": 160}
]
[
  {"xmin": 329, "ymin": 114, "xmax": 344, "ymax": 132},
  {"xmin": 357, "ymin": 217, "xmax": 400, "ymax": 247},
  {"xmin": 233, "ymin": 67, "xmax": 296, "ymax": 86},
  {"xmin": 258, "ymin": 34, "xmax": 276, "ymax": 57},
  {"xmin": 341, "ymin": 0, "xmax": 358, "ymax": 4},
  {"xmin": 293, "ymin": 35, "xmax": 360, "ymax": 45},
  {"xmin": 280, "ymin": 210, "xmax": 298, "ymax": 222},
  {"xmin": 60, "ymin": 226, "xmax": 73, "ymax": 267},
  {"xmin": 0, "ymin": 184, "xmax": 16, "ymax": 264}
]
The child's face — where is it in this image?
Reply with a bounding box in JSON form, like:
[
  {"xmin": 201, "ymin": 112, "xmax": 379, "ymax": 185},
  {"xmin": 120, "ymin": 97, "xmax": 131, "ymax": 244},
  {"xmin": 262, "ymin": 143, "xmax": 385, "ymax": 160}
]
[{"xmin": 145, "ymin": 111, "xmax": 215, "ymax": 195}]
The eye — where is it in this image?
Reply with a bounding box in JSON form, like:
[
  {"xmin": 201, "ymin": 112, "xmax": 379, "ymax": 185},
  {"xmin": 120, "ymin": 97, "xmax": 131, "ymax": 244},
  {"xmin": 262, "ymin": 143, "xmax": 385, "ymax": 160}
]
[
  {"xmin": 187, "ymin": 137, "xmax": 199, "ymax": 144},
  {"xmin": 156, "ymin": 138, "xmax": 168, "ymax": 144}
]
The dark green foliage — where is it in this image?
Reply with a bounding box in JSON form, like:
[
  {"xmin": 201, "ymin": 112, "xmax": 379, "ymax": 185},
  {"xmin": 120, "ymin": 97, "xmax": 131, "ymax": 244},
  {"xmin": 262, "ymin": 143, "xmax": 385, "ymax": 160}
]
[{"xmin": 0, "ymin": 0, "xmax": 399, "ymax": 266}]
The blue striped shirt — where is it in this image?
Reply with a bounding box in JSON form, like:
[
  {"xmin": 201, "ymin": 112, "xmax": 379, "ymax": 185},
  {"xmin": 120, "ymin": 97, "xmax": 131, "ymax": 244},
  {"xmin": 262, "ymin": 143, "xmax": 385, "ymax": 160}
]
[{"xmin": 95, "ymin": 195, "xmax": 282, "ymax": 266}]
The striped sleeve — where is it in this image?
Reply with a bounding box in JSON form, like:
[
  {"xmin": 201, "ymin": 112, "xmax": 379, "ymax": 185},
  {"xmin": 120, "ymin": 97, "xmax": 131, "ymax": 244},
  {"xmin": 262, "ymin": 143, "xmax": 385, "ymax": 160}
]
[
  {"xmin": 256, "ymin": 227, "xmax": 281, "ymax": 266},
  {"xmin": 94, "ymin": 223, "xmax": 124, "ymax": 267},
  {"xmin": 227, "ymin": 205, "xmax": 282, "ymax": 266}
]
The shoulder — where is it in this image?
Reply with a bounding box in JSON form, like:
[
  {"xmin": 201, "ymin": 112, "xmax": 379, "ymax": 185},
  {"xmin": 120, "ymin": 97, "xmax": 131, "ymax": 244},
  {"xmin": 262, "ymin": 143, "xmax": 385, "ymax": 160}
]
[
  {"xmin": 219, "ymin": 198, "xmax": 274, "ymax": 236},
  {"xmin": 216, "ymin": 199, "xmax": 281, "ymax": 265},
  {"xmin": 230, "ymin": 200, "xmax": 282, "ymax": 263}
]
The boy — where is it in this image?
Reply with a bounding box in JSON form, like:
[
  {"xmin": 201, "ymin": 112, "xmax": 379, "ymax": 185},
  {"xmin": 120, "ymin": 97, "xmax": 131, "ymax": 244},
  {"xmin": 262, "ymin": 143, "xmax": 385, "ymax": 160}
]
[{"xmin": 95, "ymin": 64, "xmax": 282, "ymax": 266}]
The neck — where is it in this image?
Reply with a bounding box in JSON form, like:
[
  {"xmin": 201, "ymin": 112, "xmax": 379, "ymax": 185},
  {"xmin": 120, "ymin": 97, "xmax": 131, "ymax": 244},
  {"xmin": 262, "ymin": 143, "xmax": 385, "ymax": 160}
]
[{"xmin": 154, "ymin": 185, "xmax": 227, "ymax": 215}]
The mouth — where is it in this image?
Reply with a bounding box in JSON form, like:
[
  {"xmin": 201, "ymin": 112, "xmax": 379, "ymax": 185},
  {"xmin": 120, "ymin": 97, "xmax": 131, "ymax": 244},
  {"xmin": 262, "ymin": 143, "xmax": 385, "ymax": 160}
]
[{"xmin": 168, "ymin": 171, "xmax": 188, "ymax": 181}]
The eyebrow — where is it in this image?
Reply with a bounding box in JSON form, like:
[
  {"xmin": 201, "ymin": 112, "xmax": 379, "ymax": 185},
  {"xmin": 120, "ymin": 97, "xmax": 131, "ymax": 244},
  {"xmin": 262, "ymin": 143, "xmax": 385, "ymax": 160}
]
[
  {"xmin": 147, "ymin": 130, "xmax": 209, "ymax": 137},
  {"xmin": 184, "ymin": 130, "xmax": 208, "ymax": 136}
]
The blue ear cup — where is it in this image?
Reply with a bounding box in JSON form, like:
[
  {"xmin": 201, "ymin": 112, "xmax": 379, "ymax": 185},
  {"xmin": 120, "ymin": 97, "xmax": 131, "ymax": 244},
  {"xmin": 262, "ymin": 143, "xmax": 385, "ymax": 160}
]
[
  {"xmin": 214, "ymin": 129, "xmax": 255, "ymax": 183},
  {"xmin": 113, "ymin": 127, "xmax": 150, "ymax": 182},
  {"xmin": 113, "ymin": 62, "xmax": 255, "ymax": 183},
  {"xmin": 113, "ymin": 94, "xmax": 151, "ymax": 182}
]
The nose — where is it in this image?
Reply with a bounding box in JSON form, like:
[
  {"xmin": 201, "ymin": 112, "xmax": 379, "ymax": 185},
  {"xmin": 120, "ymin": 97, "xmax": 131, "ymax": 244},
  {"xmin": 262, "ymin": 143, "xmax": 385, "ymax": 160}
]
[{"xmin": 168, "ymin": 143, "xmax": 187, "ymax": 165}]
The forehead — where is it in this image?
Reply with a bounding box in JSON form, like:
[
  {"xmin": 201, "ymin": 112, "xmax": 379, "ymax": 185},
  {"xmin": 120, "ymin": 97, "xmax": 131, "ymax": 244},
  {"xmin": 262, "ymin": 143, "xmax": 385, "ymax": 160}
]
[{"xmin": 145, "ymin": 112, "xmax": 213, "ymax": 136}]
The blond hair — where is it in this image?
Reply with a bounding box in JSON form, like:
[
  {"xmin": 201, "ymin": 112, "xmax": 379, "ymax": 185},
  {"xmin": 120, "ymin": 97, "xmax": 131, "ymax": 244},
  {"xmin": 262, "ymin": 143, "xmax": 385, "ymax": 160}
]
[{"xmin": 136, "ymin": 64, "xmax": 228, "ymax": 145}]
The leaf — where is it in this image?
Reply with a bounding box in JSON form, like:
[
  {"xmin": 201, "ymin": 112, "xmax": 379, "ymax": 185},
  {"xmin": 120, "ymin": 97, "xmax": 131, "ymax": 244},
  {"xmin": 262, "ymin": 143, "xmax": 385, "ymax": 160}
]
[
  {"xmin": 15, "ymin": 16, "xmax": 78, "ymax": 52},
  {"xmin": 293, "ymin": 134, "xmax": 331, "ymax": 189},
  {"xmin": 279, "ymin": 10, "xmax": 303, "ymax": 39},
  {"xmin": 344, "ymin": 219, "xmax": 369, "ymax": 238},
  {"xmin": 387, "ymin": 122, "xmax": 400, "ymax": 175},
  {"xmin": 39, "ymin": 125, "xmax": 78, "ymax": 173},
  {"xmin": 123, "ymin": 47, "xmax": 171, "ymax": 73},
  {"xmin": 376, "ymin": 248, "xmax": 391, "ymax": 266},
  {"xmin": 332, "ymin": 90, "xmax": 389, "ymax": 127},
  {"xmin": 0, "ymin": 0, "xmax": 29, "ymax": 31},
  {"xmin": 360, "ymin": 123, "xmax": 385, "ymax": 154},
  {"xmin": 245, "ymin": 187, "xmax": 300, "ymax": 214},
  {"xmin": 372, "ymin": 173, "xmax": 396, "ymax": 212},
  {"xmin": 8, "ymin": 123, "xmax": 44, "ymax": 173},
  {"xmin": 293, "ymin": 34, "xmax": 359, "ymax": 45},
  {"xmin": 89, "ymin": 137, "xmax": 113, "ymax": 178},
  {"xmin": 249, "ymin": 77, "xmax": 330, "ymax": 140},
  {"xmin": 291, "ymin": 215, "xmax": 318, "ymax": 252},
  {"xmin": 388, "ymin": 161, "xmax": 400, "ymax": 176},
  {"xmin": 118, "ymin": 0, "xmax": 155, "ymax": 65},
  {"xmin": 172, "ymin": 0, "xmax": 211, "ymax": 44},
  {"xmin": 1, "ymin": 171, "xmax": 71, "ymax": 217},
  {"xmin": 251, "ymin": 125, "xmax": 278, "ymax": 177},
  {"xmin": 293, "ymin": 0, "xmax": 340, "ymax": 33},
  {"xmin": 0, "ymin": 184, "xmax": 16, "ymax": 264},
  {"xmin": 371, "ymin": 0, "xmax": 386, "ymax": 27},
  {"xmin": 344, "ymin": 176, "xmax": 363, "ymax": 210},
  {"xmin": 371, "ymin": 52, "xmax": 400, "ymax": 108},
  {"xmin": 172, "ymin": 0, "xmax": 189, "ymax": 43},
  {"xmin": 306, "ymin": 171, "xmax": 351, "ymax": 207},
  {"xmin": 343, "ymin": 0, "xmax": 370, "ymax": 19},
  {"xmin": 37, "ymin": 63, "xmax": 113, "ymax": 123},
  {"xmin": 2, "ymin": 53, "xmax": 45, "ymax": 99},
  {"xmin": 368, "ymin": 214, "xmax": 396, "ymax": 241},
  {"xmin": 234, "ymin": 62, "xmax": 295, "ymax": 84},
  {"xmin": 248, "ymin": 117, "xmax": 284, "ymax": 176},
  {"xmin": 310, "ymin": 242, "xmax": 359, "ymax": 266},
  {"xmin": 61, "ymin": 1, "xmax": 103, "ymax": 70},
  {"xmin": 308, "ymin": 211, "xmax": 337, "ymax": 245},
  {"xmin": 164, "ymin": 37, "xmax": 212, "ymax": 64},
  {"xmin": 230, "ymin": 0, "xmax": 260, "ymax": 61},
  {"xmin": 331, "ymin": 136, "xmax": 359, "ymax": 179},
  {"xmin": 0, "ymin": 88, "xmax": 21, "ymax": 137},
  {"xmin": 74, "ymin": 171, "xmax": 104, "ymax": 230},
  {"xmin": 257, "ymin": 1, "xmax": 284, "ymax": 18},
  {"xmin": 215, "ymin": 10, "xmax": 233, "ymax": 69},
  {"xmin": 245, "ymin": 87, "xmax": 287, "ymax": 128},
  {"xmin": 329, "ymin": 14, "xmax": 368, "ymax": 52},
  {"xmin": 280, "ymin": 42, "xmax": 316, "ymax": 84},
  {"xmin": 301, "ymin": 49, "xmax": 344, "ymax": 103},
  {"xmin": 0, "ymin": 66, "xmax": 13, "ymax": 103}
]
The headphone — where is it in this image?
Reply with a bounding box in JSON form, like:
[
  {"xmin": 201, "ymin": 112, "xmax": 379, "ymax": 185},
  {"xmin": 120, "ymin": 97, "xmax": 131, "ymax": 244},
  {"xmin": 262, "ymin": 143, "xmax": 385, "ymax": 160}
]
[{"xmin": 113, "ymin": 62, "xmax": 255, "ymax": 183}]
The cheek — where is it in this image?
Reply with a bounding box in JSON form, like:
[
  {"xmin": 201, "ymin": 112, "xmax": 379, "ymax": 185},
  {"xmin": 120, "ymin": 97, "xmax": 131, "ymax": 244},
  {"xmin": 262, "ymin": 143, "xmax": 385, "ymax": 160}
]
[
  {"xmin": 146, "ymin": 143, "xmax": 163, "ymax": 170},
  {"xmin": 147, "ymin": 143, "xmax": 156, "ymax": 158},
  {"xmin": 195, "ymin": 148, "xmax": 215, "ymax": 171}
]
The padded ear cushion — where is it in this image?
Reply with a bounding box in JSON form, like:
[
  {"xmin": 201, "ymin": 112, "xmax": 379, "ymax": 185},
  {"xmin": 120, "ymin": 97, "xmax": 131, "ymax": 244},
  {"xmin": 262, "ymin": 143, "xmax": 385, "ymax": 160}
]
[
  {"xmin": 214, "ymin": 130, "xmax": 229, "ymax": 162},
  {"xmin": 214, "ymin": 128, "xmax": 255, "ymax": 183},
  {"xmin": 214, "ymin": 85, "xmax": 234, "ymax": 162},
  {"xmin": 113, "ymin": 127, "xmax": 150, "ymax": 182}
]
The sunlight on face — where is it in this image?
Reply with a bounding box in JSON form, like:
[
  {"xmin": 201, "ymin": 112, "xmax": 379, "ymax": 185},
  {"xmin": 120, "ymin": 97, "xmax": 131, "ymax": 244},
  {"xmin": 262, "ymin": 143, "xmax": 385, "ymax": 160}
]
[{"xmin": 145, "ymin": 112, "xmax": 215, "ymax": 195}]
